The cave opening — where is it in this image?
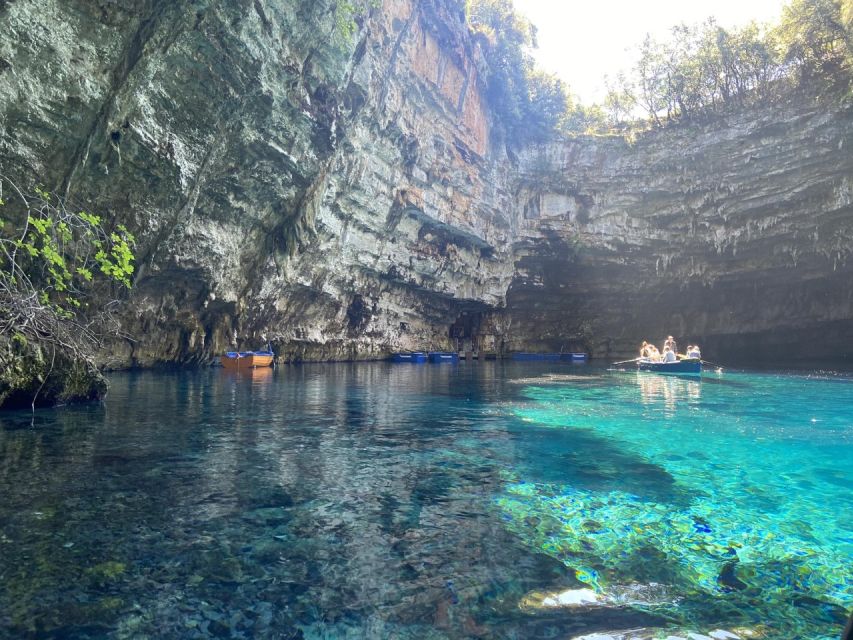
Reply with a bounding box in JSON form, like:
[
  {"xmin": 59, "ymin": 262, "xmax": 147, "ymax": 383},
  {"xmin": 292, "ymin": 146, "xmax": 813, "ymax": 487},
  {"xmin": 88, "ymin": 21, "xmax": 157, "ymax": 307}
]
[{"xmin": 449, "ymin": 310, "xmax": 497, "ymax": 358}]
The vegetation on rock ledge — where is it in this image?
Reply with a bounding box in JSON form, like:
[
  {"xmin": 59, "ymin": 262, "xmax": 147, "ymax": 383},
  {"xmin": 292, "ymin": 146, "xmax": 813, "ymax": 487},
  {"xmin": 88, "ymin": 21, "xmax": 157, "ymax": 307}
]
[{"xmin": 0, "ymin": 177, "xmax": 136, "ymax": 409}]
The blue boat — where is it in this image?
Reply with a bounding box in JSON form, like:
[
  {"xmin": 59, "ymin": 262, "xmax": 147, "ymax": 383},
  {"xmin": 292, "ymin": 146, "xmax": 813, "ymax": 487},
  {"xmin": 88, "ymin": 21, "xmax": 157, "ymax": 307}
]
[
  {"xmin": 512, "ymin": 353, "xmax": 562, "ymax": 361},
  {"xmin": 513, "ymin": 352, "xmax": 587, "ymax": 362},
  {"xmin": 390, "ymin": 352, "xmax": 427, "ymax": 363},
  {"xmin": 428, "ymin": 352, "xmax": 459, "ymax": 363},
  {"xmin": 638, "ymin": 358, "xmax": 701, "ymax": 376}
]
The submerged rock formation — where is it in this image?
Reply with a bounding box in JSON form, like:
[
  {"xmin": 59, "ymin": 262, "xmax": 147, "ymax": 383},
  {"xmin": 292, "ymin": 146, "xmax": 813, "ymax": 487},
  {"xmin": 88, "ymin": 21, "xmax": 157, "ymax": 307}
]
[{"xmin": 1, "ymin": 0, "xmax": 852, "ymax": 381}]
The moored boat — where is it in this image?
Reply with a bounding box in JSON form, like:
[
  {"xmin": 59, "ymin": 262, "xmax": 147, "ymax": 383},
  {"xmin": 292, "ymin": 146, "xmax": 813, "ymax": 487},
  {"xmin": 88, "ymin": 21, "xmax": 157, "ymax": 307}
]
[
  {"xmin": 390, "ymin": 352, "xmax": 428, "ymax": 363},
  {"xmin": 428, "ymin": 351, "xmax": 459, "ymax": 363},
  {"xmin": 638, "ymin": 358, "xmax": 701, "ymax": 376},
  {"xmin": 512, "ymin": 352, "xmax": 588, "ymax": 362},
  {"xmin": 220, "ymin": 350, "xmax": 275, "ymax": 369}
]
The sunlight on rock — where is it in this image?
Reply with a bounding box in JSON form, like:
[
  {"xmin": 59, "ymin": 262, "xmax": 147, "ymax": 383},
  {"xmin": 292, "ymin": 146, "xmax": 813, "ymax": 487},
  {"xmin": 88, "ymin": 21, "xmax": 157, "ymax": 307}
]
[{"xmin": 520, "ymin": 587, "xmax": 601, "ymax": 610}]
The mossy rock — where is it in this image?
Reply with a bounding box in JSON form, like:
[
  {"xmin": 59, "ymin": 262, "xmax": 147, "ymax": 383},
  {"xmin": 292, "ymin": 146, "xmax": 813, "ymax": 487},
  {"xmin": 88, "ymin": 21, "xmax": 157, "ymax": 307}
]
[
  {"xmin": 0, "ymin": 336, "xmax": 108, "ymax": 409},
  {"xmin": 86, "ymin": 561, "xmax": 127, "ymax": 581}
]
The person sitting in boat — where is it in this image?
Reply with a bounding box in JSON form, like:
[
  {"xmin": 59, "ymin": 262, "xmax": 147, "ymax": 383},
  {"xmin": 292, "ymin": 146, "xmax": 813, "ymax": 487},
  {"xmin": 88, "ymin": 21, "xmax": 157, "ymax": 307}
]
[
  {"xmin": 661, "ymin": 345, "xmax": 677, "ymax": 363},
  {"xmin": 664, "ymin": 335, "xmax": 677, "ymax": 355},
  {"xmin": 647, "ymin": 344, "xmax": 661, "ymax": 362},
  {"xmin": 687, "ymin": 345, "xmax": 701, "ymax": 359},
  {"xmin": 640, "ymin": 341, "xmax": 651, "ymax": 358}
]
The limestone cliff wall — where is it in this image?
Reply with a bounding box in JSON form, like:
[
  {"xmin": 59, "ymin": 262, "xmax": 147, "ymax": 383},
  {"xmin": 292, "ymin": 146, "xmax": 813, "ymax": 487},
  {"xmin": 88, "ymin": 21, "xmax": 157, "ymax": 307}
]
[
  {"xmin": 1, "ymin": 0, "xmax": 512, "ymax": 365},
  {"xmin": 1, "ymin": 0, "xmax": 852, "ymax": 367},
  {"xmin": 505, "ymin": 100, "xmax": 853, "ymax": 363}
]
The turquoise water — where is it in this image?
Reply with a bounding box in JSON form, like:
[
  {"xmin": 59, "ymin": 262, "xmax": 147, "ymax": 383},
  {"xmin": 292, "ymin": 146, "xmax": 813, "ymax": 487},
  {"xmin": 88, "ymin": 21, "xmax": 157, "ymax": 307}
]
[
  {"xmin": 0, "ymin": 363, "xmax": 850, "ymax": 639},
  {"xmin": 501, "ymin": 368, "xmax": 853, "ymax": 639}
]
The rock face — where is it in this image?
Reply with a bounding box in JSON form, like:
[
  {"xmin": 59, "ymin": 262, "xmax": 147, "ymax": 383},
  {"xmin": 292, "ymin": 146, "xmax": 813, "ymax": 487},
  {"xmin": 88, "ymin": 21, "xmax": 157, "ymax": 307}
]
[
  {"xmin": 1, "ymin": 0, "xmax": 513, "ymax": 366},
  {"xmin": 0, "ymin": 336, "xmax": 108, "ymax": 409},
  {"xmin": 505, "ymin": 100, "xmax": 853, "ymax": 363},
  {"xmin": 1, "ymin": 0, "xmax": 852, "ymax": 369}
]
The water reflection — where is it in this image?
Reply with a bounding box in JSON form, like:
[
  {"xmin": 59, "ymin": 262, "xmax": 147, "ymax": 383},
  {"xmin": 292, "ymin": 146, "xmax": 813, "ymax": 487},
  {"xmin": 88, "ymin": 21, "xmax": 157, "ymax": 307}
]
[
  {"xmin": 1, "ymin": 364, "xmax": 847, "ymax": 639},
  {"xmin": 1, "ymin": 363, "xmax": 666, "ymax": 639},
  {"xmin": 219, "ymin": 366, "xmax": 275, "ymax": 384},
  {"xmin": 636, "ymin": 372, "xmax": 701, "ymax": 413}
]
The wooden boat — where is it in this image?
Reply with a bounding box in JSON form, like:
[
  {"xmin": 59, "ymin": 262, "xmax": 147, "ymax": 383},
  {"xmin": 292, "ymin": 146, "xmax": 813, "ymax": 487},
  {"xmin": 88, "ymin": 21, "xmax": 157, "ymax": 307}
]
[
  {"xmin": 390, "ymin": 352, "xmax": 427, "ymax": 363},
  {"xmin": 220, "ymin": 350, "xmax": 275, "ymax": 369},
  {"xmin": 638, "ymin": 358, "xmax": 701, "ymax": 376}
]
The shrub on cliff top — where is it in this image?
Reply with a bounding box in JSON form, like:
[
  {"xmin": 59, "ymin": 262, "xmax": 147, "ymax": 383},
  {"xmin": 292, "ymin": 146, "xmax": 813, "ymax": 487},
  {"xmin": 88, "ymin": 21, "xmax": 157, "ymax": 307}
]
[
  {"xmin": 469, "ymin": 0, "xmax": 852, "ymax": 139},
  {"xmin": 466, "ymin": 0, "xmax": 575, "ymax": 144},
  {"xmin": 614, "ymin": 0, "xmax": 852, "ymax": 128}
]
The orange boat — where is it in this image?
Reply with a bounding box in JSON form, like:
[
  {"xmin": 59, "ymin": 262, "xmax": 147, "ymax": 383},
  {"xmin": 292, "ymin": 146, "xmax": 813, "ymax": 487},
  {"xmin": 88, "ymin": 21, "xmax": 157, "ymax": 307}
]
[{"xmin": 220, "ymin": 350, "xmax": 275, "ymax": 369}]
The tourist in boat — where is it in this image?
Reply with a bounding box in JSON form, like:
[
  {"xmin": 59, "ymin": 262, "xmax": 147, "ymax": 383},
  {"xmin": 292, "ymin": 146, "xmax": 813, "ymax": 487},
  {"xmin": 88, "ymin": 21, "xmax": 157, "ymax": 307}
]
[
  {"xmin": 647, "ymin": 344, "xmax": 661, "ymax": 362},
  {"xmin": 661, "ymin": 345, "xmax": 677, "ymax": 363},
  {"xmin": 687, "ymin": 344, "xmax": 701, "ymax": 359},
  {"xmin": 664, "ymin": 335, "xmax": 678, "ymax": 355},
  {"xmin": 640, "ymin": 341, "xmax": 651, "ymax": 358}
]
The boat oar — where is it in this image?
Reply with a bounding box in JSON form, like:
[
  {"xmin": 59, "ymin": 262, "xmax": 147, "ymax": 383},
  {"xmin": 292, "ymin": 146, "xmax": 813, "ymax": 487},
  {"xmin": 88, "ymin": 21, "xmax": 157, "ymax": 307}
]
[
  {"xmin": 701, "ymin": 359, "xmax": 726, "ymax": 370},
  {"xmin": 612, "ymin": 357, "xmax": 642, "ymax": 366}
]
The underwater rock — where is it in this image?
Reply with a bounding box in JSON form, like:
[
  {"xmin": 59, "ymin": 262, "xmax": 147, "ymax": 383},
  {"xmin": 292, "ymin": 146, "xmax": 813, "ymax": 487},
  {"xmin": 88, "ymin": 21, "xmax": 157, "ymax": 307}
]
[
  {"xmin": 541, "ymin": 588, "xmax": 600, "ymax": 607},
  {"xmin": 85, "ymin": 561, "xmax": 127, "ymax": 583},
  {"xmin": 498, "ymin": 485, "xmax": 851, "ymax": 608},
  {"xmin": 520, "ymin": 587, "xmax": 599, "ymax": 610},
  {"xmin": 520, "ymin": 581, "xmax": 679, "ymax": 614},
  {"xmin": 606, "ymin": 582, "xmax": 676, "ymax": 607},
  {"xmin": 569, "ymin": 628, "xmax": 750, "ymax": 640},
  {"xmin": 568, "ymin": 630, "xmax": 657, "ymax": 640},
  {"xmin": 716, "ymin": 561, "xmax": 748, "ymax": 592}
]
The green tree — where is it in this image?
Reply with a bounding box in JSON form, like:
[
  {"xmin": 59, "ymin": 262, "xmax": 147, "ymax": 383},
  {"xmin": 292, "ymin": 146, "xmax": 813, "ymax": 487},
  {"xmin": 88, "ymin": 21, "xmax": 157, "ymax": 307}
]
[
  {"xmin": 333, "ymin": 0, "xmax": 379, "ymax": 41},
  {"xmin": 636, "ymin": 34, "xmax": 668, "ymax": 125},
  {"xmin": 467, "ymin": 0, "xmax": 535, "ymax": 134},
  {"xmin": 777, "ymin": 0, "xmax": 849, "ymax": 78},
  {"xmin": 524, "ymin": 69, "xmax": 571, "ymax": 140},
  {"xmin": 561, "ymin": 102, "xmax": 608, "ymax": 134},
  {"xmin": 603, "ymin": 73, "xmax": 637, "ymax": 127},
  {"xmin": 467, "ymin": 0, "xmax": 572, "ymax": 143}
]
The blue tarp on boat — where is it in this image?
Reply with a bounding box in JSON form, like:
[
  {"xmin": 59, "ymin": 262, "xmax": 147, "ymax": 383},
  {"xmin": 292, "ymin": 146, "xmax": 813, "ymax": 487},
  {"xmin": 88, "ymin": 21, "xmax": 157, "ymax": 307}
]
[
  {"xmin": 638, "ymin": 358, "xmax": 701, "ymax": 375},
  {"xmin": 224, "ymin": 350, "xmax": 275, "ymax": 358},
  {"xmin": 428, "ymin": 352, "xmax": 459, "ymax": 363},
  {"xmin": 390, "ymin": 352, "xmax": 427, "ymax": 363}
]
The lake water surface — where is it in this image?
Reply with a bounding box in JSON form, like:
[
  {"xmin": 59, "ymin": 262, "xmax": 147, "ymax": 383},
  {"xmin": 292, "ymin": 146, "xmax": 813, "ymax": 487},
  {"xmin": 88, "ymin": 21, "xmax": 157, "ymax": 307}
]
[{"xmin": 0, "ymin": 363, "xmax": 850, "ymax": 639}]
